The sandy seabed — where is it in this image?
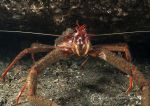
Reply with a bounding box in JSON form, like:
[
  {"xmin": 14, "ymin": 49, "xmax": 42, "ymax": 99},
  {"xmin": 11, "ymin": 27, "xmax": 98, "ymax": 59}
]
[{"xmin": 0, "ymin": 55, "xmax": 149, "ymax": 106}]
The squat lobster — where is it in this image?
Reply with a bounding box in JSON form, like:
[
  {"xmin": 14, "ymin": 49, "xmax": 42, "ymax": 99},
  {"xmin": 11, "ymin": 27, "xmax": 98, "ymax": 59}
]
[{"xmin": 0, "ymin": 24, "xmax": 150, "ymax": 106}]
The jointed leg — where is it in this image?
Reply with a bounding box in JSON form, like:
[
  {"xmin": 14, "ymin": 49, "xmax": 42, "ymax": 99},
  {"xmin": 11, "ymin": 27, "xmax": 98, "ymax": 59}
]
[
  {"xmin": 16, "ymin": 83, "xmax": 27, "ymax": 105},
  {"xmin": 89, "ymin": 48, "xmax": 150, "ymax": 106},
  {"xmin": 0, "ymin": 45, "xmax": 54, "ymax": 80},
  {"xmin": 93, "ymin": 43, "xmax": 133, "ymax": 94},
  {"xmin": 17, "ymin": 49, "xmax": 69, "ymax": 105},
  {"xmin": 25, "ymin": 67, "xmax": 58, "ymax": 106},
  {"xmin": 93, "ymin": 43, "xmax": 132, "ymax": 61},
  {"xmin": 30, "ymin": 43, "xmax": 53, "ymax": 63}
]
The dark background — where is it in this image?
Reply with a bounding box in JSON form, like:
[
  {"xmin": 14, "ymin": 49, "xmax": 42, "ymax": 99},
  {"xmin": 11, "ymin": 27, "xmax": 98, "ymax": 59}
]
[
  {"xmin": 0, "ymin": 0, "xmax": 150, "ymax": 62},
  {"xmin": 0, "ymin": 32, "xmax": 150, "ymax": 62}
]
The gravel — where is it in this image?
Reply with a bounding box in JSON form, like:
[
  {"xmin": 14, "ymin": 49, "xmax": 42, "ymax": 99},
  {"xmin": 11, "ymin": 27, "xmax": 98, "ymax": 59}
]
[{"xmin": 0, "ymin": 54, "xmax": 149, "ymax": 106}]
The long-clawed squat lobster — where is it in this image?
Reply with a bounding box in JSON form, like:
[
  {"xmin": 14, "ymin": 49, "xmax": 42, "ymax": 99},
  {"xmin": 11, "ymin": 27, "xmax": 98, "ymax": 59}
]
[{"xmin": 0, "ymin": 24, "xmax": 150, "ymax": 106}]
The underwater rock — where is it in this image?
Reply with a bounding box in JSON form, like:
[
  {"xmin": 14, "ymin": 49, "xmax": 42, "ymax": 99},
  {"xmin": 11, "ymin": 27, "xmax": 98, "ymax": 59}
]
[{"xmin": 0, "ymin": 0, "xmax": 149, "ymax": 34}]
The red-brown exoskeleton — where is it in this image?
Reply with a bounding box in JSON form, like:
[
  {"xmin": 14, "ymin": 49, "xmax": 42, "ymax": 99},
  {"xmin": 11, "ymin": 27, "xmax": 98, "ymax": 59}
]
[{"xmin": 0, "ymin": 24, "xmax": 150, "ymax": 106}]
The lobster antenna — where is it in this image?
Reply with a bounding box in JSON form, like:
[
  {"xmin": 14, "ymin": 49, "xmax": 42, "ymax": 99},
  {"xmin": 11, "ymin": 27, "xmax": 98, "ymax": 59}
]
[
  {"xmin": 0, "ymin": 29, "xmax": 149, "ymax": 37},
  {"xmin": 0, "ymin": 29, "xmax": 61, "ymax": 37},
  {"xmin": 88, "ymin": 30, "xmax": 150, "ymax": 37}
]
